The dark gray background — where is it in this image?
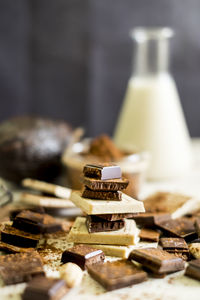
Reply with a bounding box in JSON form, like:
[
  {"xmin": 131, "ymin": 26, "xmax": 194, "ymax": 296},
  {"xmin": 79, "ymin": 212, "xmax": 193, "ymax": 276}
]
[{"xmin": 0, "ymin": 0, "xmax": 199, "ymax": 136}]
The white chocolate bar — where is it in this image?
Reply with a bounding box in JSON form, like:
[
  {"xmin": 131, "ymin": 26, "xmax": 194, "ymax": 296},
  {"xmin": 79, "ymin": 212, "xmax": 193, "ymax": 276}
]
[
  {"xmin": 20, "ymin": 193, "xmax": 75, "ymax": 208},
  {"xmin": 22, "ymin": 178, "xmax": 72, "ymax": 199},
  {"xmin": 68, "ymin": 217, "xmax": 139, "ymax": 246},
  {"xmin": 74, "ymin": 242, "xmax": 158, "ymax": 259},
  {"xmin": 70, "ymin": 191, "xmax": 145, "ymax": 215}
]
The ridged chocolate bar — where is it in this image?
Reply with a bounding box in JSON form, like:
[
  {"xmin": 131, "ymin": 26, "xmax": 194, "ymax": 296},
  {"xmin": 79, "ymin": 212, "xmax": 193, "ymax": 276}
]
[
  {"xmin": 86, "ymin": 215, "xmax": 125, "ymax": 233},
  {"xmin": 61, "ymin": 244, "xmax": 105, "ymax": 270},
  {"xmin": 87, "ymin": 260, "xmax": 147, "ymax": 291},
  {"xmin": 83, "ymin": 177, "xmax": 129, "ymax": 191},
  {"xmin": 82, "ymin": 188, "xmax": 122, "ymax": 201},
  {"xmin": 83, "ymin": 164, "xmax": 121, "ymax": 180}
]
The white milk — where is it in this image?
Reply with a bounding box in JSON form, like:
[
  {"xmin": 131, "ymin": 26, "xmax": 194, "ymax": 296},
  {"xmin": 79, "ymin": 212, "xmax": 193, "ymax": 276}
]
[{"xmin": 114, "ymin": 74, "xmax": 191, "ymax": 179}]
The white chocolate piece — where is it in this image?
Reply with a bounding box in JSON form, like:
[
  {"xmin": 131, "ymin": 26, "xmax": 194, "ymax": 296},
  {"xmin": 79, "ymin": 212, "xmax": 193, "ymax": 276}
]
[
  {"xmin": 68, "ymin": 217, "xmax": 140, "ymax": 246},
  {"xmin": 22, "ymin": 178, "xmax": 72, "ymax": 199},
  {"xmin": 70, "ymin": 191, "xmax": 145, "ymax": 215},
  {"xmin": 189, "ymin": 243, "xmax": 200, "ymax": 259},
  {"xmin": 59, "ymin": 262, "xmax": 83, "ymax": 288},
  {"xmin": 74, "ymin": 242, "xmax": 158, "ymax": 259},
  {"xmin": 20, "ymin": 193, "xmax": 75, "ymax": 208},
  {"xmin": 172, "ymin": 197, "xmax": 200, "ymax": 219}
]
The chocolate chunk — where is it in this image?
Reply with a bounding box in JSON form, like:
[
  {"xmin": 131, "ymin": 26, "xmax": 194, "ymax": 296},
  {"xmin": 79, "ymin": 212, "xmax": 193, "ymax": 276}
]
[
  {"xmin": 86, "ymin": 215, "xmax": 125, "ymax": 233},
  {"xmin": 129, "ymin": 248, "xmax": 185, "ymax": 274},
  {"xmin": 139, "ymin": 228, "xmax": 160, "ymax": 242},
  {"xmin": 61, "ymin": 244, "xmax": 105, "ymax": 270},
  {"xmin": 10, "ymin": 207, "xmax": 45, "ymax": 221},
  {"xmin": 82, "ymin": 187, "xmax": 122, "ymax": 201},
  {"xmin": 185, "ymin": 259, "xmax": 200, "ymax": 281},
  {"xmin": 83, "ymin": 164, "xmax": 121, "ymax": 180},
  {"xmin": 0, "ymin": 241, "xmax": 35, "ymax": 254},
  {"xmin": 22, "ymin": 276, "xmax": 69, "ymax": 300},
  {"xmin": 0, "ymin": 251, "xmax": 44, "ymax": 285},
  {"xmin": 96, "ymin": 213, "xmax": 137, "ymax": 221},
  {"xmin": 160, "ymin": 237, "xmax": 189, "ymax": 260},
  {"xmin": 13, "ymin": 210, "xmax": 62, "ymax": 234},
  {"xmin": 160, "ymin": 237, "xmax": 188, "ymax": 251},
  {"xmin": 87, "ymin": 260, "xmax": 147, "ymax": 291},
  {"xmin": 1, "ymin": 224, "xmax": 40, "ymax": 248},
  {"xmin": 131, "ymin": 212, "xmax": 171, "ymax": 228},
  {"xmin": 83, "ymin": 177, "xmax": 129, "ymax": 191},
  {"xmin": 156, "ymin": 218, "xmax": 197, "ymax": 242}
]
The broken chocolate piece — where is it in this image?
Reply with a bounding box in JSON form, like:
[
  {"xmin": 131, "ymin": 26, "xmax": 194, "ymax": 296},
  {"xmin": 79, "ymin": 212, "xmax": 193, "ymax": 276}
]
[
  {"xmin": 82, "ymin": 187, "xmax": 122, "ymax": 201},
  {"xmin": 13, "ymin": 210, "xmax": 62, "ymax": 234},
  {"xmin": 83, "ymin": 164, "xmax": 121, "ymax": 180},
  {"xmin": 0, "ymin": 241, "xmax": 35, "ymax": 254},
  {"xmin": 1, "ymin": 224, "xmax": 40, "ymax": 248},
  {"xmin": 10, "ymin": 206, "xmax": 45, "ymax": 221},
  {"xmin": 129, "ymin": 248, "xmax": 185, "ymax": 274},
  {"xmin": 61, "ymin": 244, "xmax": 105, "ymax": 270},
  {"xmin": 0, "ymin": 251, "xmax": 44, "ymax": 285},
  {"xmin": 139, "ymin": 228, "xmax": 160, "ymax": 242},
  {"xmin": 185, "ymin": 259, "xmax": 200, "ymax": 281},
  {"xmin": 156, "ymin": 218, "xmax": 197, "ymax": 242},
  {"xmin": 86, "ymin": 215, "xmax": 125, "ymax": 233},
  {"xmin": 83, "ymin": 177, "xmax": 129, "ymax": 191},
  {"xmin": 160, "ymin": 237, "xmax": 188, "ymax": 251},
  {"xmin": 87, "ymin": 260, "xmax": 147, "ymax": 291},
  {"xmin": 22, "ymin": 276, "xmax": 69, "ymax": 300},
  {"xmin": 131, "ymin": 212, "xmax": 171, "ymax": 228}
]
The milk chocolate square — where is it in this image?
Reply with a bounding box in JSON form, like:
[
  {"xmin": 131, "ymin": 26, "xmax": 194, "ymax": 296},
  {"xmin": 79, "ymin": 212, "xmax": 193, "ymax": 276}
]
[
  {"xmin": 83, "ymin": 164, "xmax": 121, "ymax": 180},
  {"xmin": 61, "ymin": 244, "xmax": 105, "ymax": 270},
  {"xmin": 86, "ymin": 215, "xmax": 125, "ymax": 233},
  {"xmin": 139, "ymin": 228, "xmax": 160, "ymax": 242},
  {"xmin": 22, "ymin": 276, "xmax": 69, "ymax": 300},
  {"xmin": 87, "ymin": 260, "xmax": 147, "ymax": 291},
  {"xmin": 0, "ymin": 251, "xmax": 44, "ymax": 285},
  {"xmin": 129, "ymin": 248, "xmax": 185, "ymax": 274},
  {"xmin": 185, "ymin": 259, "xmax": 200, "ymax": 281},
  {"xmin": 82, "ymin": 187, "xmax": 122, "ymax": 201}
]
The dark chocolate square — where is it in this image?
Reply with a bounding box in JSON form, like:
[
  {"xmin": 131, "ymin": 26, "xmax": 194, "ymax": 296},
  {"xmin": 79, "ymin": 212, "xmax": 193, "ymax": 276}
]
[{"xmin": 86, "ymin": 215, "xmax": 125, "ymax": 233}]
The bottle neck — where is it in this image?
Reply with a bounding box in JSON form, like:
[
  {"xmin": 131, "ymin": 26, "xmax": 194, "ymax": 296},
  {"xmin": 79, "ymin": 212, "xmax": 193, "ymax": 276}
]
[{"xmin": 131, "ymin": 28, "xmax": 173, "ymax": 77}]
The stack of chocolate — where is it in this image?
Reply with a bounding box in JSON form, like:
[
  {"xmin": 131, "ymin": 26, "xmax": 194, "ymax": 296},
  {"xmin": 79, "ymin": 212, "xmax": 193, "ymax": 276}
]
[{"xmin": 68, "ymin": 163, "xmax": 146, "ymax": 257}]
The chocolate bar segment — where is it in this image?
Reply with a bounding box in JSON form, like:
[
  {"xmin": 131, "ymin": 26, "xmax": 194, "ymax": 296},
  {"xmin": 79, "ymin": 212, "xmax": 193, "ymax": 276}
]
[
  {"xmin": 86, "ymin": 215, "xmax": 125, "ymax": 233},
  {"xmin": 61, "ymin": 244, "xmax": 105, "ymax": 270},
  {"xmin": 0, "ymin": 241, "xmax": 35, "ymax": 254},
  {"xmin": 22, "ymin": 276, "xmax": 69, "ymax": 300},
  {"xmin": 1, "ymin": 224, "xmax": 40, "ymax": 248},
  {"xmin": 83, "ymin": 164, "xmax": 121, "ymax": 180},
  {"xmin": 82, "ymin": 187, "xmax": 122, "ymax": 201},
  {"xmin": 156, "ymin": 218, "xmax": 197, "ymax": 241},
  {"xmin": 83, "ymin": 177, "xmax": 129, "ymax": 191},
  {"xmin": 139, "ymin": 229, "xmax": 160, "ymax": 242},
  {"xmin": 13, "ymin": 210, "xmax": 62, "ymax": 234},
  {"xmin": 131, "ymin": 212, "xmax": 171, "ymax": 228},
  {"xmin": 87, "ymin": 260, "xmax": 147, "ymax": 291},
  {"xmin": 0, "ymin": 251, "xmax": 44, "ymax": 285},
  {"xmin": 96, "ymin": 213, "xmax": 137, "ymax": 221},
  {"xmin": 10, "ymin": 207, "xmax": 45, "ymax": 221},
  {"xmin": 185, "ymin": 259, "xmax": 200, "ymax": 281},
  {"xmin": 160, "ymin": 237, "xmax": 188, "ymax": 251},
  {"xmin": 129, "ymin": 248, "xmax": 185, "ymax": 274}
]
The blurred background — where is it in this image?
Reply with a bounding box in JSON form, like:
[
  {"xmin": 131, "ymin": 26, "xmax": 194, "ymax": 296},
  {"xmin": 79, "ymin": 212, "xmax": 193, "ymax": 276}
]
[{"xmin": 0, "ymin": 0, "xmax": 199, "ymax": 136}]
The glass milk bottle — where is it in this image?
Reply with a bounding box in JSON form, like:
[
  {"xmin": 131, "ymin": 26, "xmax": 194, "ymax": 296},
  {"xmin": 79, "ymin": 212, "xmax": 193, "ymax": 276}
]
[{"xmin": 114, "ymin": 27, "xmax": 191, "ymax": 179}]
